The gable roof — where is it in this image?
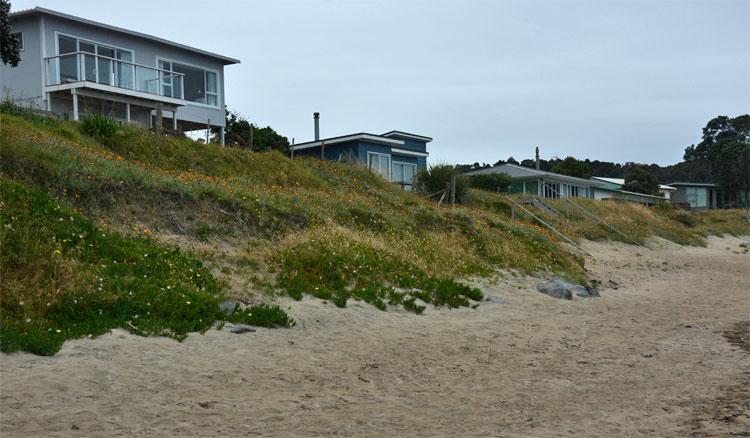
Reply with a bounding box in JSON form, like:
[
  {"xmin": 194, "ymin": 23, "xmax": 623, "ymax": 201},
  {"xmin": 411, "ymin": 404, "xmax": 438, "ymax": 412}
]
[
  {"xmin": 591, "ymin": 177, "xmax": 676, "ymax": 191},
  {"xmin": 10, "ymin": 7, "xmax": 240, "ymax": 65},
  {"xmin": 466, "ymin": 163, "xmax": 603, "ymax": 186}
]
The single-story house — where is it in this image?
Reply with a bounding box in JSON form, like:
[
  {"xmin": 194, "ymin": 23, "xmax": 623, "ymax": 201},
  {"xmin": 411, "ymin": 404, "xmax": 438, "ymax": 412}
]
[
  {"xmin": 465, "ymin": 163, "xmax": 602, "ymax": 198},
  {"xmin": 667, "ymin": 182, "xmax": 720, "ymax": 210},
  {"xmin": 590, "ymin": 177, "xmax": 676, "ymax": 205},
  {"xmin": 291, "ymin": 127, "xmax": 430, "ymax": 191},
  {"xmin": 2, "ymin": 7, "xmax": 239, "ymax": 142}
]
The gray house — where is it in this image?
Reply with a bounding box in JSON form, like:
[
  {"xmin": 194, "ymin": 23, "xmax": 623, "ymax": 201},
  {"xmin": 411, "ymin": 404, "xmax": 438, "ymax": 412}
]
[
  {"xmin": 466, "ymin": 163, "xmax": 602, "ymax": 198},
  {"xmin": 2, "ymin": 7, "xmax": 239, "ymax": 143},
  {"xmin": 667, "ymin": 182, "xmax": 719, "ymax": 210}
]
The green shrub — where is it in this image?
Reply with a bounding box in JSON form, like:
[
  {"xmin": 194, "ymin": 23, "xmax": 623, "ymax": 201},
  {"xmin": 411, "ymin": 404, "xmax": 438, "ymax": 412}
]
[
  {"xmin": 416, "ymin": 164, "xmax": 468, "ymax": 202},
  {"xmin": 467, "ymin": 172, "xmax": 512, "ymax": 193},
  {"xmin": 0, "ymin": 178, "xmax": 293, "ymax": 355},
  {"xmin": 79, "ymin": 114, "xmax": 118, "ymax": 140}
]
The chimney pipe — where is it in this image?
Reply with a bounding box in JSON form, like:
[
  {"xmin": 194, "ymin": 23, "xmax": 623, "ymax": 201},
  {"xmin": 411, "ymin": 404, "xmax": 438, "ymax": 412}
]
[
  {"xmin": 313, "ymin": 112, "xmax": 320, "ymax": 141},
  {"xmin": 535, "ymin": 146, "xmax": 540, "ymax": 170}
]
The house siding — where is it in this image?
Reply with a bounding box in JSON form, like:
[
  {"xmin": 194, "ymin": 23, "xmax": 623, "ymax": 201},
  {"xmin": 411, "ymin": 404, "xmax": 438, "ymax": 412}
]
[
  {"xmin": 1, "ymin": 15, "xmax": 43, "ymax": 107},
  {"xmin": 41, "ymin": 15, "xmax": 227, "ymax": 127}
]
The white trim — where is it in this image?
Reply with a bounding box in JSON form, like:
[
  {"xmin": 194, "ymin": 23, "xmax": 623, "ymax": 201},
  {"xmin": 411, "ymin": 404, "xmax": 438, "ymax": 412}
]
[
  {"xmin": 291, "ymin": 134, "xmax": 404, "ymax": 151},
  {"xmin": 45, "ymin": 81, "xmax": 185, "ymax": 106},
  {"xmin": 390, "ymin": 147, "xmax": 428, "ymax": 157},
  {"xmin": 392, "ymin": 160, "xmax": 417, "ymax": 187},
  {"xmin": 54, "ymin": 31, "xmax": 135, "ymax": 87},
  {"xmin": 13, "ymin": 7, "xmax": 240, "ymax": 64},
  {"xmin": 382, "ymin": 131, "xmax": 432, "ymax": 142},
  {"xmin": 367, "ymin": 151, "xmax": 391, "ymax": 180},
  {"xmin": 156, "ymin": 56, "xmax": 221, "ymax": 109}
]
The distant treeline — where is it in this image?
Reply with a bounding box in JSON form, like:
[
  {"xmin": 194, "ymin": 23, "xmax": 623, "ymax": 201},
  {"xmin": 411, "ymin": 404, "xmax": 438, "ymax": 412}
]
[
  {"xmin": 455, "ymin": 114, "xmax": 749, "ymax": 206},
  {"xmin": 455, "ymin": 157, "xmax": 707, "ymax": 184}
]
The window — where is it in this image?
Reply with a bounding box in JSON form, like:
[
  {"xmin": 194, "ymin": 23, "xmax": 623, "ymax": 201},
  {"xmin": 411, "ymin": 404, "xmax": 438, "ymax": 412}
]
[
  {"xmin": 11, "ymin": 32, "xmax": 23, "ymax": 51},
  {"xmin": 570, "ymin": 185, "xmax": 579, "ymax": 197},
  {"xmin": 56, "ymin": 34, "xmax": 133, "ymax": 86},
  {"xmin": 392, "ymin": 161, "xmax": 417, "ymax": 191},
  {"xmin": 159, "ymin": 59, "xmax": 219, "ymax": 106},
  {"xmin": 542, "ymin": 180, "xmax": 560, "ymax": 199},
  {"xmin": 367, "ymin": 152, "xmax": 391, "ymax": 180}
]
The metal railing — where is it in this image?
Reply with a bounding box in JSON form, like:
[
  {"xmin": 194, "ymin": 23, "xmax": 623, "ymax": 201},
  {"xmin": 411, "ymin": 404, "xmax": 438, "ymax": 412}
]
[{"xmin": 44, "ymin": 52, "xmax": 185, "ymax": 99}]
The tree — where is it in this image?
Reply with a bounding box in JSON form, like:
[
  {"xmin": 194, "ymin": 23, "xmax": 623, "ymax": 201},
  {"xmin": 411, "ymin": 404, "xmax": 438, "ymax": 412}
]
[
  {"xmin": 218, "ymin": 110, "xmax": 291, "ymax": 154},
  {"xmin": 551, "ymin": 156, "xmax": 590, "ymax": 179},
  {"xmin": 683, "ymin": 115, "xmax": 749, "ymax": 205},
  {"xmin": 623, "ymin": 166, "xmax": 660, "ymax": 196},
  {"xmin": 466, "ymin": 172, "xmax": 512, "ymax": 192},
  {"xmin": 0, "ymin": 0, "xmax": 20, "ymax": 67}
]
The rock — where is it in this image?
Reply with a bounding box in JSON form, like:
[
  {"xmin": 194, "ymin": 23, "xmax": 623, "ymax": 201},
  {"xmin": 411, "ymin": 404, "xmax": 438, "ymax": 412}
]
[
  {"xmin": 607, "ymin": 279, "xmax": 620, "ymax": 290},
  {"xmin": 230, "ymin": 325, "xmax": 256, "ymax": 334},
  {"xmin": 483, "ymin": 295, "xmax": 507, "ymax": 304},
  {"xmin": 536, "ymin": 278, "xmax": 600, "ymax": 300},
  {"xmin": 219, "ymin": 300, "xmax": 239, "ymax": 316}
]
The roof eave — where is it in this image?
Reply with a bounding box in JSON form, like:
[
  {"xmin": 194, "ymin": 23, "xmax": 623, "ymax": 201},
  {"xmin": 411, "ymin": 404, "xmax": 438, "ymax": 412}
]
[{"xmin": 11, "ymin": 7, "xmax": 241, "ymax": 65}]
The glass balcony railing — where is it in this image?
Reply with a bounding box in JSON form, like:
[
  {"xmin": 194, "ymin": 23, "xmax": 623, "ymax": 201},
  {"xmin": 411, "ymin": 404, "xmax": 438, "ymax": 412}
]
[{"xmin": 45, "ymin": 52, "xmax": 185, "ymax": 100}]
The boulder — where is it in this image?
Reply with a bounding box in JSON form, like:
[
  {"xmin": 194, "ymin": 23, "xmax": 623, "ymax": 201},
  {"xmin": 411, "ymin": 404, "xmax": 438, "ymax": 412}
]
[
  {"xmin": 483, "ymin": 295, "xmax": 508, "ymax": 304},
  {"xmin": 537, "ymin": 278, "xmax": 600, "ymax": 300},
  {"xmin": 229, "ymin": 325, "xmax": 256, "ymax": 334}
]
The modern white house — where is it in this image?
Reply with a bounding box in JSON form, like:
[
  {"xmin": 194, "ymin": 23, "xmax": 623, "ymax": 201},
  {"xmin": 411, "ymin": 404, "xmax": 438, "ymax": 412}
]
[{"xmin": 1, "ymin": 7, "xmax": 240, "ymax": 143}]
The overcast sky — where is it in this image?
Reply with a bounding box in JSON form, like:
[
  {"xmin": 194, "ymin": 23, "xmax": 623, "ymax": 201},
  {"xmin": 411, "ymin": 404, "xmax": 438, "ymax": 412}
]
[{"xmin": 13, "ymin": 0, "xmax": 750, "ymax": 165}]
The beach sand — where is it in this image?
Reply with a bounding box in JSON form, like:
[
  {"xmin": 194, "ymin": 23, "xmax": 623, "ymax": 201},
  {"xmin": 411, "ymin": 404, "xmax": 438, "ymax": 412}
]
[{"xmin": 1, "ymin": 235, "xmax": 748, "ymax": 437}]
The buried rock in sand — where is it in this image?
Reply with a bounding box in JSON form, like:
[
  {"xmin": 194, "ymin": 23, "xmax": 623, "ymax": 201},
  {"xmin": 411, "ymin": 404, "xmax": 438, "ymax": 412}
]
[{"xmin": 537, "ymin": 278, "xmax": 600, "ymax": 300}]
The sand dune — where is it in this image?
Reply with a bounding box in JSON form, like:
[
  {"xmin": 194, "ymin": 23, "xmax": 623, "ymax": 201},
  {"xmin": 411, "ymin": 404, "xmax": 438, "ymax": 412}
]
[{"xmin": 1, "ymin": 235, "xmax": 748, "ymax": 437}]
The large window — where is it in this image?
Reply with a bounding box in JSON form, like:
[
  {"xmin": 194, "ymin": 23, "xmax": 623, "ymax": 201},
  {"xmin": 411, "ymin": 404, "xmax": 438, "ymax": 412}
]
[
  {"xmin": 392, "ymin": 161, "xmax": 417, "ymax": 191},
  {"xmin": 56, "ymin": 34, "xmax": 133, "ymax": 87},
  {"xmin": 367, "ymin": 152, "xmax": 391, "ymax": 180},
  {"xmin": 159, "ymin": 59, "xmax": 218, "ymax": 106}
]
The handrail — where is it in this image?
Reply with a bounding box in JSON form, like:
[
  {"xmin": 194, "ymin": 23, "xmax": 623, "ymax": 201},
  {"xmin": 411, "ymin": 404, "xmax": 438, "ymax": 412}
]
[{"xmin": 44, "ymin": 52, "xmax": 184, "ymax": 78}]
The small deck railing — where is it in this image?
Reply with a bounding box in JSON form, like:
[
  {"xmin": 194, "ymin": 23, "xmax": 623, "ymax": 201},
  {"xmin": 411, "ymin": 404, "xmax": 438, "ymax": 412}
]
[{"xmin": 44, "ymin": 52, "xmax": 185, "ymax": 100}]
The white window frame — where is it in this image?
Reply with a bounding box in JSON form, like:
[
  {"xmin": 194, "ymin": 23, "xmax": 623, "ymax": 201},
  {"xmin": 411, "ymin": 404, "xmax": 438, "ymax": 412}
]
[
  {"xmin": 392, "ymin": 161, "xmax": 417, "ymax": 189},
  {"xmin": 54, "ymin": 32, "xmax": 134, "ymax": 86},
  {"xmin": 156, "ymin": 56, "xmax": 221, "ymax": 108},
  {"xmin": 11, "ymin": 32, "xmax": 23, "ymax": 51},
  {"xmin": 367, "ymin": 151, "xmax": 391, "ymax": 180}
]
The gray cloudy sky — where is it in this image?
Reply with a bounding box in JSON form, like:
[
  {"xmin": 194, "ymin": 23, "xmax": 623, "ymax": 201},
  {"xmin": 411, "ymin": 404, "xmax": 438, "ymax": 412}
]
[{"xmin": 14, "ymin": 0, "xmax": 750, "ymax": 165}]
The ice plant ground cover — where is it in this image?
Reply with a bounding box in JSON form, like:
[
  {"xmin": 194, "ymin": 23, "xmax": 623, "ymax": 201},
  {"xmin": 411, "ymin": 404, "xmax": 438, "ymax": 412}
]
[{"xmin": 1, "ymin": 106, "xmax": 747, "ymax": 355}]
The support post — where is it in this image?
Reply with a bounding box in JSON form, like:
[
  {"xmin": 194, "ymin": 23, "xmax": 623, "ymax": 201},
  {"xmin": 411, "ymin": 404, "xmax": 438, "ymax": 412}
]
[
  {"xmin": 450, "ymin": 176, "xmax": 457, "ymax": 206},
  {"xmin": 125, "ymin": 103, "xmax": 131, "ymax": 123},
  {"xmin": 220, "ymin": 126, "xmax": 225, "ymax": 146},
  {"xmin": 172, "ymin": 111, "xmax": 177, "ymax": 132},
  {"xmin": 511, "ymin": 206, "xmax": 516, "ymax": 222},
  {"xmin": 155, "ymin": 103, "xmax": 163, "ymax": 134},
  {"xmin": 72, "ymin": 89, "xmax": 79, "ymax": 121},
  {"xmin": 45, "ymin": 93, "xmax": 51, "ymax": 112},
  {"xmin": 206, "ymin": 119, "xmax": 211, "ymax": 143}
]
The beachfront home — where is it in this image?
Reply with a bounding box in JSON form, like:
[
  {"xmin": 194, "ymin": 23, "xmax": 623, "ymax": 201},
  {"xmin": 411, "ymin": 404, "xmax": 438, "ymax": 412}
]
[
  {"xmin": 2, "ymin": 7, "xmax": 240, "ymax": 143},
  {"xmin": 465, "ymin": 163, "xmax": 602, "ymax": 198},
  {"xmin": 667, "ymin": 182, "xmax": 719, "ymax": 210},
  {"xmin": 291, "ymin": 114, "xmax": 430, "ymax": 191},
  {"xmin": 590, "ymin": 177, "xmax": 675, "ymax": 205}
]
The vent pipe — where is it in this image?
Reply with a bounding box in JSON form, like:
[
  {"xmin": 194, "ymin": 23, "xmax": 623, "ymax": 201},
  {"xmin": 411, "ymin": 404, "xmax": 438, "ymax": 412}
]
[
  {"xmin": 535, "ymin": 146, "xmax": 540, "ymax": 170},
  {"xmin": 313, "ymin": 112, "xmax": 320, "ymax": 141}
]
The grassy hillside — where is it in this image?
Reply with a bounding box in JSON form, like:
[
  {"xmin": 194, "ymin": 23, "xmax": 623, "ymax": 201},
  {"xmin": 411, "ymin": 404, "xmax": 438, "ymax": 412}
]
[{"xmin": 1, "ymin": 107, "xmax": 747, "ymax": 354}]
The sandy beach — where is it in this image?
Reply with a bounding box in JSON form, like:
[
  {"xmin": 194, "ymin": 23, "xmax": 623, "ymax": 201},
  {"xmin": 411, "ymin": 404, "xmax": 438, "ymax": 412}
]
[{"xmin": 1, "ymin": 235, "xmax": 748, "ymax": 437}]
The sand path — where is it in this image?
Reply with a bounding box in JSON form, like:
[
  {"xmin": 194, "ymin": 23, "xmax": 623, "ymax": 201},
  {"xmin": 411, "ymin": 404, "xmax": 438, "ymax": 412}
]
[{"xmin": 1, "ymin": 236, "xmax": 749, "ymax": 437}]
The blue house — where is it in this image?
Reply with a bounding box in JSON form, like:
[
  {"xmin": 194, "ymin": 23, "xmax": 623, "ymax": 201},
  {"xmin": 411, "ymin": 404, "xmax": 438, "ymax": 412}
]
[{"xmin": 291, "ymin": 121, "xmax": 430, "ymax": 191}]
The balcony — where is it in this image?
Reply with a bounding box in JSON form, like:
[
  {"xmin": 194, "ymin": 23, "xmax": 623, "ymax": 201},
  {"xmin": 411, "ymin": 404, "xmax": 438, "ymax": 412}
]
[{"xmin": 44, "ymin": 52, "xmax": 186, "ymax": 105}]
